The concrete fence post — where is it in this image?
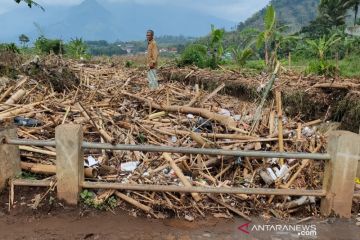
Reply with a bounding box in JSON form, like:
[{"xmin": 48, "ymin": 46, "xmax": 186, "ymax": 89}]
[
  {"xmin": 55, "ymin": 124, "xmax": 83, "ymax": 205},
  {"xmin": 320, "ymin": 131, "xmax": 360, "ymax": 218},
  {"xmin": 0, "ymin": 127, "xmax": 20, "ymax": 192}
]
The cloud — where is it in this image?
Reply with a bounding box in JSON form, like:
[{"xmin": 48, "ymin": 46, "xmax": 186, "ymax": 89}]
[{"xmin": 0, "ymin": 0, "xmax": 271, "ymax": 22}]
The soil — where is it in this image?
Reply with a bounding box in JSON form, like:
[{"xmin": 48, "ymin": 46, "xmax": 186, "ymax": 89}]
[{"xmin": 1, "ymin": 188, "xmax": 359, "ymax": 240}]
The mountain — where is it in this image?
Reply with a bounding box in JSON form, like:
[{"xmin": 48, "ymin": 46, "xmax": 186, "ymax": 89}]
[
  {"xmin": 0, "ymin": 0, "xmax": 235, "ymax": 43},
  {"xmin": 237, "ymin": 0, "xmax": 320, "ymax": 32}
]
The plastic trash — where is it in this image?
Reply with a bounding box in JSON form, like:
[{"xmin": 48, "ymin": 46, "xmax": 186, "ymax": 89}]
[
  {"xmin": 194, "ymin": 117, "xmax": 212, "ymax": 132},
  {"xmin": 302, "ymin": 126, "xmax": 315, "ymax": 137},
  {"xmin": 260, "ymin": 170, "xmax": 274, "ymax": 185},
  {"xmin": 170, "ymin": 136, "xmax": 177, "ymax": 143},
  {"xmin": 120, "ymin": 161, "xmax": 139, "ymax": 172},
  {"xmin": 186, "ymin": 114, "xmax": 194, "ymax": 119},
  {"xmin": 85, "ymin": 156, "xmax": 98, "ymax": 167},
  {"xmin": 14, "ymin": 116, "xmax": 41, "ymax": 127},
  {"xmin": 218, "ymin": 108, "xmax": 231, "ymax": 117},
  {"xmin": 235, "ymin": 157, "xmax": 242, "ymax": 165},
  {"xmin": 266, "ymin": 168, "xmax": 277, "ymax": 180},
  {"xmin": 233, "ymin": 115, "xmax": 241, "ymax": 121}
]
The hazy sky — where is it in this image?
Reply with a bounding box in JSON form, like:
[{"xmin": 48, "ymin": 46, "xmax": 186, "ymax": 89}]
[{"xmin": 0, "ymin": 0, "xmax": 271, "ymax": 22}]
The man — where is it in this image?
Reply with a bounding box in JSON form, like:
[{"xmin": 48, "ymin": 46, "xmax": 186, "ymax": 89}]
[{"xmin": 146, "ymin": 30, "xmax": 159, "ymax": 89}]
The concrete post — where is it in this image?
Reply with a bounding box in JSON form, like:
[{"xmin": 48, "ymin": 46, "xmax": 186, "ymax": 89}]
[
  {"xmin": 0, "ymin": 127, "xmax": 20, "ymax": 192},
  {"xmin": 55, "ymin": 124, "xmax": 83, "ymax": 205},
  {"xmin": 320, "ymin": 131, "xmax": 360, "ymax": 218}
]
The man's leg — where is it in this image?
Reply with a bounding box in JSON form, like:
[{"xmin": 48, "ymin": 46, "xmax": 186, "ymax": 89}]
[{"xmin": 147, "ymin": 69, "xmax": 159, "ymax": 89}]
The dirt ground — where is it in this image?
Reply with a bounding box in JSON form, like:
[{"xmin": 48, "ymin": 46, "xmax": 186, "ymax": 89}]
[
  {"xmin": 1, "ymin": 189, "xmax": 359, "ymax": 240},
  {"xmin": 1, "ymin": 209, "xmax": 359, "ymax": 240}
]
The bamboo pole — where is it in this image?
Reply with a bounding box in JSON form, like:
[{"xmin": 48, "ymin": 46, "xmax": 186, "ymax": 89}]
[
  {"xmin": 275, "ymin": 90, "xmax": 284, "ymax": 165},
  {"xmin": 163, "ymin": 153, "xmax": 202, "ymax": 202},
  {"xmin": 20, "ymin": 161, "xmax": 98, "ymax": 178}
]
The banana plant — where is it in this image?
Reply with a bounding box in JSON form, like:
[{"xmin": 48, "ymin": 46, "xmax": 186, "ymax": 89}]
[
  {"xmin": 230, "ymin": 47, "xmax": 253, "ymax": 68},
  {"xmin": 208, "ymin": 24, "xmax": 225, "ymax": 69},
  {"xmin": 66, "ymin": 38, "xmax": 88, "ymax": 59},
  {"xmin": 306, "ymin": 33, "xmax": 341, "ymax": 60}
]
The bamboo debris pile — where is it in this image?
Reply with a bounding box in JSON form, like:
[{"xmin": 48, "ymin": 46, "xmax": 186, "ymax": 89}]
[{"xmin": 0, "ymin": 58, "xmax": 328, "ymax": 220}]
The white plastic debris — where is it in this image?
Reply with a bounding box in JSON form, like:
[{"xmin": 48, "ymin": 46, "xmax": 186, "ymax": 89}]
[
  {"xmin": 218, "ymin": 108, "xmax": 231, "ymax": 117},
  {"xmin": 277, "ymin": 164, "xmax": 289, "ymax": 179},
  {"xmin": 186, "ymin": 114, "xmax": 194, "ymax": 119},
  {"xmin": 170, "ymin": 136, "xmax": 177, "ymax": 143},
  {"xmin": 233, "ymin": 115, "xmax": 241, "ymax": 121},
  {"xmin": 185, "ymin": 215, "xmax": 194, "ymax": 222},
  {"xmin": 266, "ymin": 168, "xmax": 277, "ymax": 180},
  {"xmin": 302, "ymin": 126, "xmax": 315, "ymax": 137},
  {"xmin": 120, "ymin": 161, "xmax": 140, "ymax": 172},
  {"xmin": 85, "ymin": 156, "xmax": 99, "ymax": 167}
]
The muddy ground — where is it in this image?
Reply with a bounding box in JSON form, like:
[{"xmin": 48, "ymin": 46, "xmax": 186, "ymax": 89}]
[{"xmin": 1, "ymin": 188, "xmax": 359, "ymax": 240}]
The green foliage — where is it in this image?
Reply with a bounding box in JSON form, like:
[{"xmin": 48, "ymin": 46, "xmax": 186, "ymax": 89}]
[
  {"xmin": 35, "ymin": 36, "xmax": 64, "ymax": 55},
  {"xmin": 305, "ymin": 33, "xmax": 341, "ymax": 60},
  {"xmin": 80, "ymin": 190, "xmax": 118, "ymax": 210},
  {"xmin": 319, "ymin": 0, "xmax": 352, "ymax": 26},
  {"xmin": 208, "ymin": 25, "xmax": 225, "ymax": 69},
  {"xmin": 14, "ymin": 0, "xmax": 44, "ymax": 11},
  {"xmin": 306, "ymin": 60, "xmax": 338, "ymax": 77},
  {"xmin": 0, "ymin": 43, "xmax": 20, "ymax": 53},
  {"xmin": 178, "ymin": 44, "xmax": 208, "ymax": 68},
  {"xmin": 80, "ymin": 189, "xmax": 95, "ymax": 206},
  {"xmin": 125, "ymin": 60, "xmax": 134, "ymax": 68},
  {"xmin": 231, "ymin": 47, "xmax": 253, "ymax": 67},
  {"xmin": 66, "ymin": 38, "xmax": 89, "ymax": 59}
]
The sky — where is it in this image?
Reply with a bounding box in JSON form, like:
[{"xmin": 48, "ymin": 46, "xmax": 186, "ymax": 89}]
[{"xmin": 0, "ymin": 0, "xmax": 271, "ymax": 22}]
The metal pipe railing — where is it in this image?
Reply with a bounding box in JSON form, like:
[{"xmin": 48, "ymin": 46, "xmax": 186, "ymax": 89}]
[
  {"xmin": 5, "ymin": 138, "xmax": 331, "ymax": 160},
  {"xmin": 82, "ymin": 181, "xmax": 326, "ymax": 196}
]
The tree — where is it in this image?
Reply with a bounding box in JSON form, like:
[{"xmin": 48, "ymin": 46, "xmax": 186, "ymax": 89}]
[
  {"xmin": 19, "ymin": 34, "xmax": 30, "ymax": 47},
  {"xmin": 14, "ymin": 0, "xmax": 44, "ymax": 11},
  {"xmin": 351, "ymin": 0, "xmax": 360, "ymax": 25},
  {"xmin": 208, "ymin": 25, "xmax": 225, "ymax": 69},
  {"xmin": 319, "ymin": 0, "xmax": 352, "ymax": 26},
  {"xmin": 256, "ymin": 5, "xmax": 276, "ymax": 66}
]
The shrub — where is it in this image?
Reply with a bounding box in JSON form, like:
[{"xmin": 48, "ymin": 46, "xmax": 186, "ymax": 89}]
[
  {"xmin": 306, "ymin": 60, "xmax": 338, "ymax": 77},
  {"xmin": 35, "ymin": 36, "xmax": 64, "ymax": 55},
  {"xmin": 177, "ymin": 44, "xmax": 208, "ymax": 68},
  {"xmin": 66, "ymin": 38, "xmax": 89, "ymax": 59},
  {"xmin": 0, "ymin": 43, "xmax": 20, "ymax": 53}
]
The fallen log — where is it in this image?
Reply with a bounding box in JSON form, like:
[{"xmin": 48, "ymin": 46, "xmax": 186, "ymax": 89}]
[{"xmin": 122, "ymin": 91, "xmax": 248, "ymax": 134}]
